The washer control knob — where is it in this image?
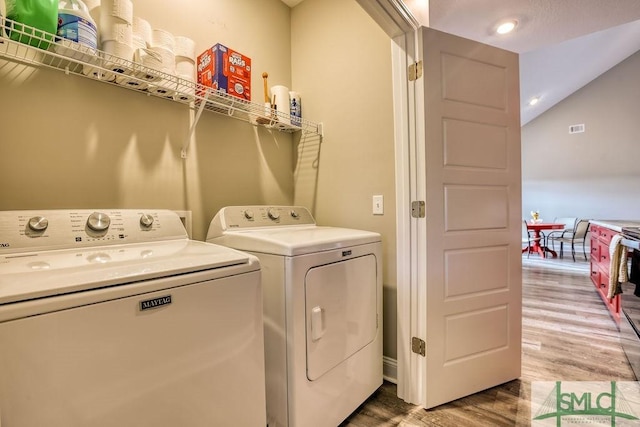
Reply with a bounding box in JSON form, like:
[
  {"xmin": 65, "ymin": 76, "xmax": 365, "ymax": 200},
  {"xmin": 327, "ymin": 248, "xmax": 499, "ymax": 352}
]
[
  {"xmin": 28, "ymin": 216, "xmax": 49, "ymax": 232},
  {"xmin": 87, "ymin": 212, "xmax": 111, "ymax": 232},
  {"xmin": 267, "ymin": 208, "xmax": 280, "ymax": 220},
  {"xmin": 243, "ymin": 210, "xmax": 254, "ymax": 220},
  {"xmin": 290, "ymin": 210, "xmax": 299, "ymax": 218},
  {"xmin": 140, "ymin": 213, "xmax": 154, "ymax": 228}
]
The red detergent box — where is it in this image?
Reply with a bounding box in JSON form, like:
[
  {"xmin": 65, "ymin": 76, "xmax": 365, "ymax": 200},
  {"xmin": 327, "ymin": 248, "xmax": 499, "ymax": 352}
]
[{"xmin": 197, "ymin": 44, "xmax": 251, "ymax": 101}]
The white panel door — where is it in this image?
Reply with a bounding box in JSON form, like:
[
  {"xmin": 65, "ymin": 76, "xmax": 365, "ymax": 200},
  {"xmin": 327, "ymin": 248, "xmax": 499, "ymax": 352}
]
[{"xmin": 417, "ymin": 27, "xmax": 522, "ymax": 408}]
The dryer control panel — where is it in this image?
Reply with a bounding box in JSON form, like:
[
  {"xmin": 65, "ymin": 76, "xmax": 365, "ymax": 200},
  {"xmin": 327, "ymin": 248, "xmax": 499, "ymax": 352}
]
[{"xmin": 213, "ymin": 206, "xmax": 315, "ymax": 230}]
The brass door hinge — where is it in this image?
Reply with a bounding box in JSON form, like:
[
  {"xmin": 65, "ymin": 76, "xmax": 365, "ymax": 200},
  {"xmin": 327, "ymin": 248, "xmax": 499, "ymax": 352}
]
[
  {"xmin": 408, "ymin": 60, "xmax": 423, "ymax": 81},
  {"xmin": 412, "ymin": 337, "xmax": 426, "ymax": 357}
]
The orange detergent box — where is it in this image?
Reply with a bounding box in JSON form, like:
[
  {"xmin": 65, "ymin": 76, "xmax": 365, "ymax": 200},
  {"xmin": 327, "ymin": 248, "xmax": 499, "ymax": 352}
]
[{"xmin": 197, "ymin": 44, "xmax": 251, "ymax": 101}]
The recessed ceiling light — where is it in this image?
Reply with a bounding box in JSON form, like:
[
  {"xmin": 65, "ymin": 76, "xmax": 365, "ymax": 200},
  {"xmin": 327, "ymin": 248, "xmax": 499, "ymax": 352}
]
[
  {"xmin": 496, "ymin": 20, "xmax": 518, "ymax": 35},
  {"xmin": 528, "ymin": 97, "xmax": 540, "ymax": 106}
]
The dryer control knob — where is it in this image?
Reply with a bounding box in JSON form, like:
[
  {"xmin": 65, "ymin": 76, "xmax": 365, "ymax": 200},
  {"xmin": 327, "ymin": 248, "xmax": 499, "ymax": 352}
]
[
  {"xmin": 243, "ymin": 210, "xmax": 254, "ymax": 220},
  {"xmin": 140, "ymin": 213, "xmax": 154, "ymax": 228},
  {"xmin": 290, "ymin": 210, "xmax": 299, "ymax": 218},
  {"xmin": 267, "ymin": 208, "xmax": 280, "ymax": 220},
  {"xmin": 28, "ymin": 216, "xmax": 49, "ymax": 231},
  {"xmin": 87, "ymin": 212, "xmax": 111, "ymax": 232}
]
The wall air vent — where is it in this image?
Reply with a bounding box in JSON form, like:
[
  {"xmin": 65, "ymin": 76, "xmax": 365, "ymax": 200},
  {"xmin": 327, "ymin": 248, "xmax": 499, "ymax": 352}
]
[{"xmin": 569, "ymin": 124, "xmax": 585, "ymax": 134}]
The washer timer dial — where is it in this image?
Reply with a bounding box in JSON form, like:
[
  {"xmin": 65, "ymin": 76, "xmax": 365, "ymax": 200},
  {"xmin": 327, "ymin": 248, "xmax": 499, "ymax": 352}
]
[
  {"xmin": 28, "ymin": 216, "xmax": 49, "ymax": 232},
  {"xmin": 87, "ymin": 212, "xmax": 111, "ymax": 232},
  {"xmin": 140, "ymin": 213, "xmax": 154, "ymax": 228}
]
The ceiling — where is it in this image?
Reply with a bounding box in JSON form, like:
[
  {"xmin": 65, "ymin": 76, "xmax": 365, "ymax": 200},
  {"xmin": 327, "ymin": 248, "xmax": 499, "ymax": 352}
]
[
  {"xmin": 282, "ymin": 0, "xmax": 640, "ymax": 125},
  {"xmin": 427, "ymin": 0, "xmax": 640, "ymax": 124}
]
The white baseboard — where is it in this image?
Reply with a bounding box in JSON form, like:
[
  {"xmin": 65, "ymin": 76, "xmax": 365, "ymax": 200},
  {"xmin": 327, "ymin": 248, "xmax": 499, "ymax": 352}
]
[{"xmin": 383, "ymin": 356, "xmax": 398, "ymax": 384}]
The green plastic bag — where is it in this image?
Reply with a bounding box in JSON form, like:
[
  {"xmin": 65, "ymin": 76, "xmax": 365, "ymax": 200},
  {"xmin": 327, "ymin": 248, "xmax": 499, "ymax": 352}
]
[{"xmin": 6, "ymin": 0, "xmax": 58, "ymax": 49}]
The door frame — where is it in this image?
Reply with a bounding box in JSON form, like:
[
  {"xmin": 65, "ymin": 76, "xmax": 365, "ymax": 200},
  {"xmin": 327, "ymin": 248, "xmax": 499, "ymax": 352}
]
[
  {"xmin": 391, "ymin": 30, "xmax": 421, "ymax": 404},
  {"xmin": 355, "ymin": 0, "xmax": 425, "ymax": 405}
]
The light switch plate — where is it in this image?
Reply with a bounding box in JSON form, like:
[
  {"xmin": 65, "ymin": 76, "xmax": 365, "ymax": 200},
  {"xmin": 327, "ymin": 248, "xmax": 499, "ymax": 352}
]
[{"xmin": 373, "ymin": 195, "xmax": 384, "ymax": 215}]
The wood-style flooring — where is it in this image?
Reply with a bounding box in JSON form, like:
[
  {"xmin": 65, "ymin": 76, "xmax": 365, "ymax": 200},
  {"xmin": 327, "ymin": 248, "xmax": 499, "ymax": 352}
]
[{"xmin": 340, "ymin": 255, "xmax": 636, "ymax": 426}]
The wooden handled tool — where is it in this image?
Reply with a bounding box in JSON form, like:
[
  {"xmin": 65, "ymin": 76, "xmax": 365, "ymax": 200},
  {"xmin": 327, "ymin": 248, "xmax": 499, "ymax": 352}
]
[
  {"xmin": 256, "ymin": 71, "xmax": 273, "ymax": 124},
  {"xmin": 262, "ymin": 72, "xmax": 270, "ymax": 104}
]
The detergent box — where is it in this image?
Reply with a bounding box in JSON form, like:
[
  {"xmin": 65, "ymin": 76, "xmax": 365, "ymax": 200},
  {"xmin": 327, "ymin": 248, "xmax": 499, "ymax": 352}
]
[{"xmin": 197, "ymin": 44, "xmax": 251, "ymax": 101}]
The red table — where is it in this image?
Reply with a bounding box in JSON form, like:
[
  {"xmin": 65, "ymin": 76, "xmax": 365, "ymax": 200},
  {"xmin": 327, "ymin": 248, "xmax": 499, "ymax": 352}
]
[{"xmin": 523, "ymin": 222, "xmax": 565, "ymax": 258}]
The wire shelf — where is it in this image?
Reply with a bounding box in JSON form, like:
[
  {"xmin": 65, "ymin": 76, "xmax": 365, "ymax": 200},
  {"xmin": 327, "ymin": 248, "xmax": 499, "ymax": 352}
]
[{"xmin": 0, "ymin": 16, "xmax": 321, "ymax": 136}]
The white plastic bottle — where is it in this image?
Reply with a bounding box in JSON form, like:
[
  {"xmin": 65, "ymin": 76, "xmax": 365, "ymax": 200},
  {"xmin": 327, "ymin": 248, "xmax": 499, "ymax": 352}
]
[
  {"xmin": 289, "ymin": 91, "xmax": 302, "ymax": 126},
  {"xmin": 56, "ymin": 0, "xmax": 98, "ymax": 56}
]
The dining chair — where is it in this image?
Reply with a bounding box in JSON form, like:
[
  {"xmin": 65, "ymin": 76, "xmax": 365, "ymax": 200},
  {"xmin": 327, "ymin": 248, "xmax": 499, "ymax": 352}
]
[
  {"xmin": 522, "ymin": 220, "xmax": 541, "ymax": 258},
  {"xmin": 550, "ymin": 219, "xmax": 590, "ymax": 261},
  {"xmin": 546, "ymin": 217, "xmax": 578, "ymax": 247}
]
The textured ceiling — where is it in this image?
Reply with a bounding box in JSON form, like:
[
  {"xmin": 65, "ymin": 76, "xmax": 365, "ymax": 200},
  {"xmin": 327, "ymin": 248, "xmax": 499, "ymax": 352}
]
[
  {"xmin": 427, "ymin": 0, "xmax": 640, "ymax": 124},
  {"xmin": 428, "ymin": 0, "xmax": 640, "ymax": 54},
  {"xmin": 284, "ymin": 0, "xmax": 640, "ymax": 125},
  {"xmin": 518, "ymin": 20, "xmax": 640, "ymax": 124}
]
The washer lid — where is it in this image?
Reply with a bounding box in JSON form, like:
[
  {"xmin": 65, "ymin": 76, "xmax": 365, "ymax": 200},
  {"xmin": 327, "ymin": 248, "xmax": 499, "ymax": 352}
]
[
  {"xmin": 212, "ymin": 226, "xmax": 381, "ymax": 256},
  {"xmin": 0, "ymin": 240, "xmax": 256, "ymax": 305}
]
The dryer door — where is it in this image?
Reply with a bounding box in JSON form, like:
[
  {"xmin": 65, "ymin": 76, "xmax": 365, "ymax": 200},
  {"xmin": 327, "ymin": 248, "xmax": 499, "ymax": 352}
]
[{"xmin": 305, "ymin": 254, "xmax": 377, "ymax": 381}]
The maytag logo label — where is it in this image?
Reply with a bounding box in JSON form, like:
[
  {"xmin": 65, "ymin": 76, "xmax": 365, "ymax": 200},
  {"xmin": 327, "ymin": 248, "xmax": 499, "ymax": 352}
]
[
  {"xmin": 139, "ymin": 295, "xmax": 172, "ymax": 311},
  {"xmin": 532, "ymin": 381, "xmax": 640, "ymax": 426}
]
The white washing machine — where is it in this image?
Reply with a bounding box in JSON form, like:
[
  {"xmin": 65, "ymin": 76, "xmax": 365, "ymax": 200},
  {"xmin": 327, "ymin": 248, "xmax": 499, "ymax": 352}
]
[
  {"xmin": 206, "ymin": 205, "xmax": 382, "ymax": 427},
  {"xmin": 0, "ymin": 209, "xmax": 266, "ymax": 427}
]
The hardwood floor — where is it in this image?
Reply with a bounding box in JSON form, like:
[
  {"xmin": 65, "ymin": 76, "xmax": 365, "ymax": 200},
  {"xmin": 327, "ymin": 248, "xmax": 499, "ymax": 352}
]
[{"xmin": 340, "ymin": 255, "xmax": 636, "ymax": 426}]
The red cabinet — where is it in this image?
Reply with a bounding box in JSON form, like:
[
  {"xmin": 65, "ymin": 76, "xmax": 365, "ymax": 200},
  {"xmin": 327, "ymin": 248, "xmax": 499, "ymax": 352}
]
[{"xmin": 589, "ymin": 223, "xmax": 620, "ymax": 324}]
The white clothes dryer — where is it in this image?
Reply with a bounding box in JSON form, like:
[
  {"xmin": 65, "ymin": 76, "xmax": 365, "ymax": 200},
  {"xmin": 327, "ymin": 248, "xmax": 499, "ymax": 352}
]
[
  {"xmin": 206, "ymin": 205, "xmax": 382, "ymax": 427},
  {"xmin": 0, "ymin": 209, "xmax": 266, "ymax": 427}
]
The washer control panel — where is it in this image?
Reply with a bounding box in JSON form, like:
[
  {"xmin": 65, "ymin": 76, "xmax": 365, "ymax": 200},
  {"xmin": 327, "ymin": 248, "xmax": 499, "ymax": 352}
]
[
  {"xmin": 218, "ymin": 206, "xmax": 315, "ymax": 229},
  {"xmin": 0, "ymin": 209, "xmax": 187, "ymax": 254}
]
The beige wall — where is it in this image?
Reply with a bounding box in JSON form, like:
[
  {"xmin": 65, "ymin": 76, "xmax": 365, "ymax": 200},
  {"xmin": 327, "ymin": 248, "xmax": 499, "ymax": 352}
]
[
  {"xmin": 0, "ymin": 0, "xmax": 296, "ymax": 240},
  {"xmin": 291, "ymin": 0, "xmax": 397, "ymax": 358},
  {"xmin": 0, "ymin": 0, "xmax": 399, "ymax": 360},
  {"xmin": 522, "ymin": 50, "xmax": 640, "ymax": 222}
]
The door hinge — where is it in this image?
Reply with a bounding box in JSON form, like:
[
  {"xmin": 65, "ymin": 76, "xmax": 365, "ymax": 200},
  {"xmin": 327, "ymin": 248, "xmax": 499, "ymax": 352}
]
[
  {"xmin": 411, "ymin": 201, "xmax": 425, "ymax": 218},
  {"xmin": 412, "ymin": 337, "xmax": 426, "ymax": 357},
  {"xmin": 408, "ymin": 60, "xmax": 423, "ymax": 81}
]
